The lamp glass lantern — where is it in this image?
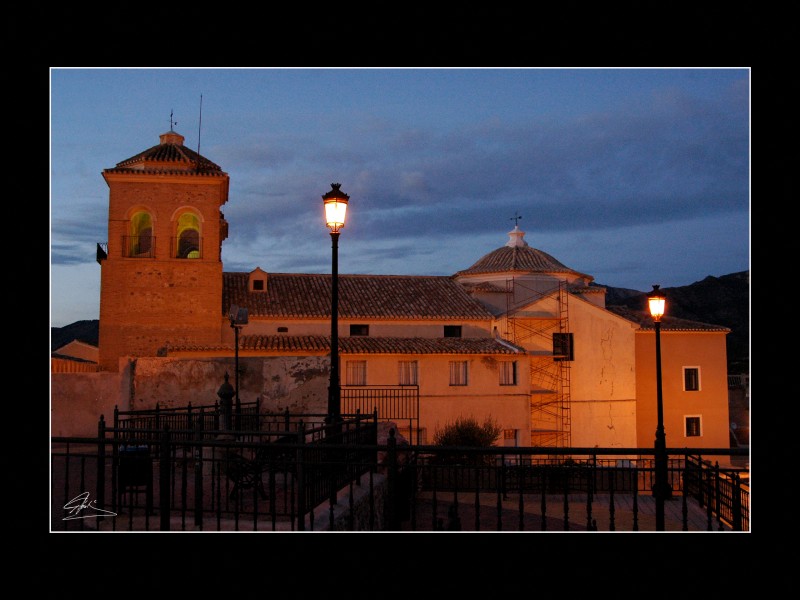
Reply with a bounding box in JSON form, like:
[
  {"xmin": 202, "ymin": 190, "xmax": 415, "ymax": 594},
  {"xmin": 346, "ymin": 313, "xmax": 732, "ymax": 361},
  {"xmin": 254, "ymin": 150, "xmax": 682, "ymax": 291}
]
[
  {"xmin": 323, "ymin": 183, "xmax": 349, "ymax": 233},
  {"xmin": 648, "ymin": 285, "xmax": 666, "ymax": 322}
]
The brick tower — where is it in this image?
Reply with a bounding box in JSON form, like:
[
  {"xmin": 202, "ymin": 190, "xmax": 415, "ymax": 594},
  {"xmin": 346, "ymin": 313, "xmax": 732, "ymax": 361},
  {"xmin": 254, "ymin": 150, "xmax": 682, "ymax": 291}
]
[{"xmin": 96, "ymin": 129, "xmax": 229, "ymax": 371}]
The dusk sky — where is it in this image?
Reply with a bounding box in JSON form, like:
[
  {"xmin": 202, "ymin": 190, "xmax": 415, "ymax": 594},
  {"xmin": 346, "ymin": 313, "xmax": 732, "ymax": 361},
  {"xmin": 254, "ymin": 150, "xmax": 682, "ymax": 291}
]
[{"xmin": 50, "ymin": 67, "xmax": 750, "ymax": 328}]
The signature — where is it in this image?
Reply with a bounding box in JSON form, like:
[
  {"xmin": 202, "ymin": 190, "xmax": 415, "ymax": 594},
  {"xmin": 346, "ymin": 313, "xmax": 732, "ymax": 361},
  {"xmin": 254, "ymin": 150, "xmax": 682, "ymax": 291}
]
[{"xmin": 63, "ymin": 492, "xmax": 118, "ymax": 520}]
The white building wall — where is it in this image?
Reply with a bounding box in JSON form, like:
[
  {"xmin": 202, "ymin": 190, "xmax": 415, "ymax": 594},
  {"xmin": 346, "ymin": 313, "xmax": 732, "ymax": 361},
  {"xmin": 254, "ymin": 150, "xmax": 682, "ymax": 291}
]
[{"xmin": 568, "ymin": 296, "xmax": 639, "ymax": 447}]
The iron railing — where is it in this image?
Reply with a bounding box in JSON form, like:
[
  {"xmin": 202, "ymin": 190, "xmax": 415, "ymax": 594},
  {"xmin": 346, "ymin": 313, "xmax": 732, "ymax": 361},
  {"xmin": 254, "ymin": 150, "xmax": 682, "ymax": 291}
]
[
  {"xmin": 51, "ymin": 419, "xmax": 749, "ymax": 532},
  {"xmin": 342, "ymin": 385, "xmax": 420, "ymax": 443},
  {"xmin": 683, "ymin": 454, "xmax": 750, "ymax": 531},
  {"xmin": 114, "ymin": 400, "xmax": 263, "ymax": 442},
  {"xmin": 122, "ymin": 235, "xmax": 155, "ymax": 258}
]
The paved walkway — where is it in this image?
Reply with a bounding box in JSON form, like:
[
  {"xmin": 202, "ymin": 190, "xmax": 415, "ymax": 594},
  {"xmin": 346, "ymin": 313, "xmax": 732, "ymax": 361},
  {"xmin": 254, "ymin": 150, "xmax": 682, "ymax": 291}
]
[{"xmin": 398, "ymin": 491, "xmax": 731, "ymax": 532}]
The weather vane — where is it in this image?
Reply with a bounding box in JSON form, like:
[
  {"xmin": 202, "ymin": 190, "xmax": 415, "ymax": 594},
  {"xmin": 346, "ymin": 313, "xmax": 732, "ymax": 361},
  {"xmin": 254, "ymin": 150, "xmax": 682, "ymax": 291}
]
[
  {"xmin": 510, "ymin": 212, "xmax": 523, "ymax": 226},
  {"xmin": 170, "ymin": 109, "xmax": 177, "ymax": 131}
]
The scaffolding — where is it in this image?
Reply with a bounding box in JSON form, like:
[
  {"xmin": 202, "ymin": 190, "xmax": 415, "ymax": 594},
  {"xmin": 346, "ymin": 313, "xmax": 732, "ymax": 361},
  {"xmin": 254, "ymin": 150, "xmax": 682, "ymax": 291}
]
[{"xmin": 504, "ymin": 278, "xmax": 572, "ymax": 447}]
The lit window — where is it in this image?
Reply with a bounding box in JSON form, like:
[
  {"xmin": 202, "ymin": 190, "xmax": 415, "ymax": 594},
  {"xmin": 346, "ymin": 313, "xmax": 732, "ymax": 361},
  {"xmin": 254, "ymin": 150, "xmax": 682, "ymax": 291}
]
[
  {"xmin": 684, "ymin": 367, "xmax": 700, "ymax": 391},
  {"xmin": 398, "ymin": 361, "xmax": 418, "ymax": 386},
  {"xmin": 500, "ymin": 361, "xmax": 517, "ymax": 385},
  {"xmin": 346, "ymin": 361, "xmax": 367, "ymax": 386},
  {"xmin": 449, "ymin": 361, "xmax": 468, "ymax": 386},
  {"xmin": 685, "ymin": 416, "xmax": 701, "ymax": 437},
  {"xmin": 176, "ymin": 213, "xmax": 201, "ymax": 258},
  {"xmin": 127, "ymin": 211, "xmax": 153, "ymax": 257},
  {"xmin": 503, "ymin": 429, "xmax": 517, "ymax": 447}
]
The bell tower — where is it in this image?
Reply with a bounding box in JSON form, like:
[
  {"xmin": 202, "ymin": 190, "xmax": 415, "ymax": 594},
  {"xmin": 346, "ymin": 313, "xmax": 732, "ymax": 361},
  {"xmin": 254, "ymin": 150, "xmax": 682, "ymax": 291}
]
[{"xmin": 96, "ymin": 128, "xmax": 230, "ymax": 371}]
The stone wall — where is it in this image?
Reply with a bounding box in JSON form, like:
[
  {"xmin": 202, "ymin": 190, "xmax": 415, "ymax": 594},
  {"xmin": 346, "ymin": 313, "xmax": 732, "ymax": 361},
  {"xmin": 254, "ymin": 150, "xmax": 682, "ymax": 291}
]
[
  {"xmin": 51, "ymin": 356, "xmax": 331, "ymax": 437},
  {"xmin": 129, "ymin": 356, "xmax": 330, "ymax": 414},
  {"xmin": 51, "ymin": 371, "xmax": 123, "ymax": 437}
]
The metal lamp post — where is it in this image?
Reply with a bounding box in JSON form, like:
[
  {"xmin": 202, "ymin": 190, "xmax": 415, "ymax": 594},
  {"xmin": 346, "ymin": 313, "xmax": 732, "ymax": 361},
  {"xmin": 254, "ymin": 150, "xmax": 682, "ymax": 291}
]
[
  {"xmin": 322, "ymin": 183, "xmax": 349, "ymax": 426},
  {"xmin": 229, "ymin": 304, "xmax": 248, "ymax": 430},
  {"xmin": 648, "ymin": 284, "xmax": 672, "ymax": 531}
]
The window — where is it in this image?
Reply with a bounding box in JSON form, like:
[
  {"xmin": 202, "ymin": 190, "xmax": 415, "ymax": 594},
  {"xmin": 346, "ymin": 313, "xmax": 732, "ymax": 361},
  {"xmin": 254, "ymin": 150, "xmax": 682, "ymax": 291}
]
[
  {"xmin": 444, "ymin": 325, "xmax": 462, "ymax": 338},
  {"xmin": 176, "ymin": 213, "xmax": 201, "ymax": 258},
  {"xmin": 684, "ymin": 367, "xmax": 700, "ymax": 391},
  {"xmin": 503, "ymin": 429, "xmax": 517, "ymax": 447},
  {"xmin": 685, "ymin": 416, "xmax": 702, "ymax": 437},
  {"xmin": 127, "ymin": 211, "xmax": 154, "ymax": 257},
  {"xmin": 553, "ymin": 333, "xmax": 574, "ymax": 361},
  {"xmin": 277, "ymin": 326, "xmax": 288, "ymax": 333},
  {"xmin": 398, "ymin": 360, "xmax": 418, "ymax": 386},
  {"xmin": 449, "ymin": 361, "xmax": 468, "ymax": 386},
  {"xmin": 350, "ymin": 324, "xmax": 369, "ymax": 336},
  {"xmin": 500, "ymin": 361, "xmax": 517, "ymax": 385},
  {"xmin": 346, "ymin": 360, "xmax": 367, "ymax": 386},
  {"xmin": 253, "ymin": 280, "xmax": 265, "ymax": 291}
]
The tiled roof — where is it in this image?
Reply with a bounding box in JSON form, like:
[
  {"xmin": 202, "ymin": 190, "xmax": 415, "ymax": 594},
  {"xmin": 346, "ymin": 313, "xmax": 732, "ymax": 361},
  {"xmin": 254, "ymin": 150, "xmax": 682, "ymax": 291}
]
[
  {"xmin": 223, "ymin": 272, "xmax": 495, "ymax": 320},
  {"xmin": 50, "ymin": 353, "xmax": 97, "ymax": 364},
  {"xmin": 170, "ymin": 335, "xmax": 525, "ymax": 355},
  {"xmin": 460, "ymin": 281, "xmax": 510, "ymax": 293},
  {"xmin": 569, "ymin": 285, "xmax": 605, "ymax": 295},
  {"xmin": 605, "ymin": 306, "xmax": 731, "ymax": 332},
  {"xmin": 455, "ymin": 245, "xmax": 591, "ymax": 279},
  {"xmin": 105, "ymin": 131, "xmax": 223, "ymax": 174}
]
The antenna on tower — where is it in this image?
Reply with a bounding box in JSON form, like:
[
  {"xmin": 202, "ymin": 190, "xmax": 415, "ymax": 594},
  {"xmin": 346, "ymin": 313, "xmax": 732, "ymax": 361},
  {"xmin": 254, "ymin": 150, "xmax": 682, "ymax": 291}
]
[
  {"xmin": 170, "ymin": 109, "xmax": 177, "ymax": 132},
  {"xmin": 510, "ymin": 212, "xmax": 523, "ymax": 226},
  {"xmin": 196, "ymin": 94, "xmax": 203, "ymax": 172}
]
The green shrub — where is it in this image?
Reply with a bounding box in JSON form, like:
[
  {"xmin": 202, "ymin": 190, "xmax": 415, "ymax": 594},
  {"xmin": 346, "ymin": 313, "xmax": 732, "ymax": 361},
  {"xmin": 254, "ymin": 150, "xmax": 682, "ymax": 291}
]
[
  {"xmin": 433, "ymin": 416, "xmax": 502, "ymax": 447},
  {"xmin": 431, "ymin": 416, "xmax": 502, "ymax": 465}
]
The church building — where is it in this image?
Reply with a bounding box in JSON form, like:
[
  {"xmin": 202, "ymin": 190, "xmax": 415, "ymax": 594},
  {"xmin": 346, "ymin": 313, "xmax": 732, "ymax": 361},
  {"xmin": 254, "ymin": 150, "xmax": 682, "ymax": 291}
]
[{"xmin": 92, "ymin": 128, "xmax": 731, "ymax": 451}]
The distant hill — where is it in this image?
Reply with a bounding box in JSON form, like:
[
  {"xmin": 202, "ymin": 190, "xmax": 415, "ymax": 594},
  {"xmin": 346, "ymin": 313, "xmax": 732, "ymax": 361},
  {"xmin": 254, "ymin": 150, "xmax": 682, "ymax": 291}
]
[
  {"xmin": 597, "ymin": 271, "xmax": 749, "ymax": 374},
  {"xmin": 50, "ymin": 320, "xmax": 99, "ymax": 351},
  {"xmin": 51, "ymin": 271, "xmax": 749, "ymax": 373}
]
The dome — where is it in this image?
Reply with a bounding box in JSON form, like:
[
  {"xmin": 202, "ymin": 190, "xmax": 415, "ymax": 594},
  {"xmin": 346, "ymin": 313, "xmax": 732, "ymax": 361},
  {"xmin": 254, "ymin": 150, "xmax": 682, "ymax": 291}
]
[
  {"xmin": 454, "ymin": 225, "xmax": 592, "ymax": 281},
  {"xmin": 107, "ymin": 130, "xmax": 223, "ymax": 173}
]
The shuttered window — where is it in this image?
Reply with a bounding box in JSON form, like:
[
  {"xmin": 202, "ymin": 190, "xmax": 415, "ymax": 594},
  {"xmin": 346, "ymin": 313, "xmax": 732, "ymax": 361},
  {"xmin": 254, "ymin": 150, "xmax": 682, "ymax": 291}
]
[
  {"xmin": 684, "ymin": 367, "xmax": 700, "ymax": 391},
  {"xmin": 685, "ymin": 416, "xmax": 701, "ymax": 437},
  {"xmin": 500, "ymin": 361, "xmax": 517, "ymax": 385},
  {"xmin": 346, "ymin": 361, "xmax": 367, "ymax": 386},
  {"xmin": 449, "ymin": 361, "xmax": 468, "ymax": 386},
  {"xmin": 398, "ymin": 361, "xmax": 418, "ymax": 385}
]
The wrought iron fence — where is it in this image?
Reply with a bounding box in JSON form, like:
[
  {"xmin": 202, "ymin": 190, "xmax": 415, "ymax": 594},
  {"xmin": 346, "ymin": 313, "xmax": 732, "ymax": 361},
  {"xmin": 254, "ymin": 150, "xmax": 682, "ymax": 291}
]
[
  {"xmin": 342, "ymin": 385, "xmax": 420, "ymax": 443},
  {"xmin": 51, "ymin": 419, "xmax": 749, "ymax": 532},
  {"xmin": 683, "ymin": 454, "xmax": 749, "ymax": 531}
]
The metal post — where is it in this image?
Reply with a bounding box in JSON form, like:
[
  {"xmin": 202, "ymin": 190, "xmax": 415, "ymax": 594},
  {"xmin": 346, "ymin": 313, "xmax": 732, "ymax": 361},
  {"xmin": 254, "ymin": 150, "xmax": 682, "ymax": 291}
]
[
  {"xmin": 386, "ymin": 428, "xmax": 398, "ymax": 530},
  {"xmin": 732, "ymin": 472, "xmax": 742, "ymax": 531},
  {"xmin": 653, "ymin": 319, "xmax": 670, "ymax": 531},
  {"xmin": 234, "ymin": 324, "xmax": 241, "ymax": 431},
  {"xmin": 194, "ymin": 419, "xmax": 203, "ymax": 528},
  {"xmin": 328, "ymin": 231, "xmax": 341, "ymax": 425},
  {"xmin": 160, "ymin": 426, "xmax": 171, "ymax": 531},
  {"xmin": 97, "ymin": 415, "xmax": 106, "ymax": 523},
  {"xmin": 296, "ymin": 420, "xmax": 306, "ymax": 531}
]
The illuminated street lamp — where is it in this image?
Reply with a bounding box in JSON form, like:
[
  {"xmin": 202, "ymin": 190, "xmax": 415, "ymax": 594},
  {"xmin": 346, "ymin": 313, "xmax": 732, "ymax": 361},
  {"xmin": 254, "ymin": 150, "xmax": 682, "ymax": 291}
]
[
  {"xmin": 323, "ymin": 183, "xmax": 349, "ymax": 424},
  {"xmin": 648, "ymin": 284, "xmax": 672, "ymax": 531}
]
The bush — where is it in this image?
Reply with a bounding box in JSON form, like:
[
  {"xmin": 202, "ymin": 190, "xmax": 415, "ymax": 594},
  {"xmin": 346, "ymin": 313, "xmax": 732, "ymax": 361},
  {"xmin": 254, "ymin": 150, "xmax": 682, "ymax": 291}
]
[
  {"xmin": 431, "ymin": 416, "xmax": 502, "ymax": 465},
  {"xmin": 432, "ymin": 416, "xmax": 502, "ymax": 447}
]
